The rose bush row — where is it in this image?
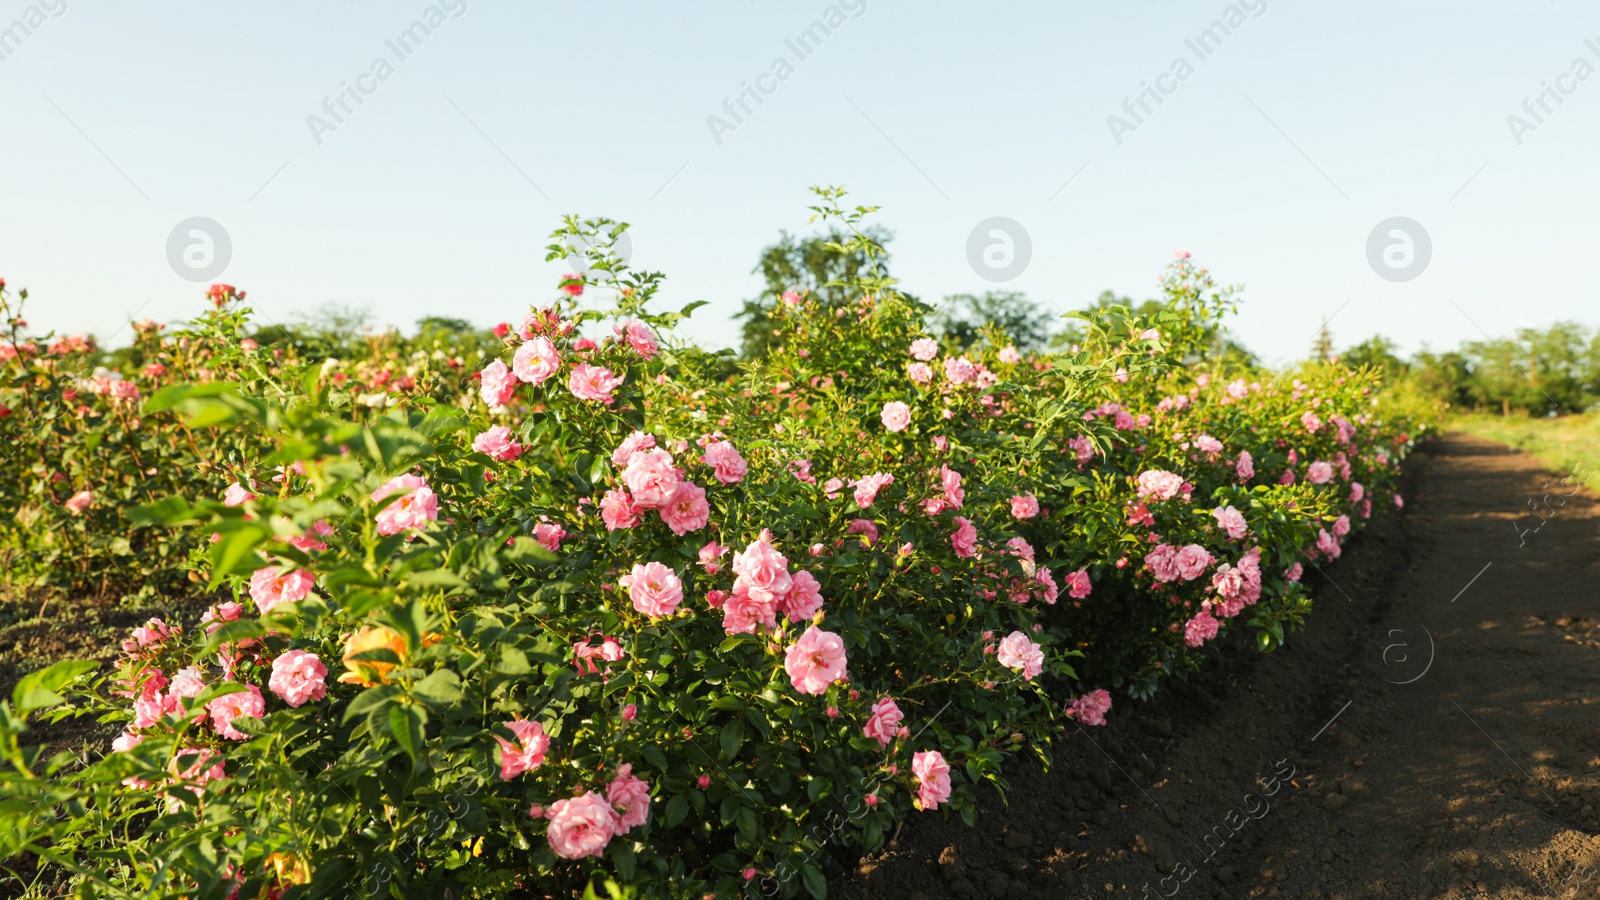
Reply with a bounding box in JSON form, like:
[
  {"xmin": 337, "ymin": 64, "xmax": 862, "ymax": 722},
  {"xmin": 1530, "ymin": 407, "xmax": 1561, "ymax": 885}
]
[
  {"xmin": 0, "ymin": 283, "xmax": 494, "ymax": 598},
  {"xmin": 0, "ymin": 197, "xmax": 1419, "ymax": 899}
]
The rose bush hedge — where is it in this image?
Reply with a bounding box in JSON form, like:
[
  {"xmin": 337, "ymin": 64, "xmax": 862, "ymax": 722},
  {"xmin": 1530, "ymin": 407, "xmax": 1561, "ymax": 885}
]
[
  {"xmin": 0, "ymin": 284, "xmax": 492, "ymax": 598},
  {"xmin": 0, "ymin": 192, "xmax": 1419, "ymax": 899}
]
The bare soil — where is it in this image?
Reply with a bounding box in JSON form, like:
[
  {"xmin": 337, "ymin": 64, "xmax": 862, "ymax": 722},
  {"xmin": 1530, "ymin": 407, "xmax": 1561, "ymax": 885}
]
[{"xmin": 840, "ymin": 432, "xmax": 1600, "ymax": 900}]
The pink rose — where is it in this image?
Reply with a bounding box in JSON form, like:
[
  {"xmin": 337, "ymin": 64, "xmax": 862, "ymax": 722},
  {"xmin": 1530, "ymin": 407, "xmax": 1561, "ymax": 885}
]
[
  {"xmin": 622, "ymin": 561, "xmax": 684, "ymax": 618},
  {"xmin": 1036, "ymin": 566, "xmax": 1059, "ymax": 604},
  {"xmin": 568, "ymin": 363, "xmax": 623, "ymax": 404},
  {"xmin": 1332, "ymin": 514, "xmax": 1351, "ymax": 538},
  {"xmin": 659, "ymin": 481, "xmax": 710, "ymax": 536},
  {"xmin": 1316, "ymin": 528, "xmax": 1342, "ymax": 560},
  {"xmin": 698, "ymin": 540, "xmax": 729, "ymax": 574},
  {"xmin": 846, "ymin": 519, "xmax": 880, "ymax": 545},
  {"xmin": 223, "ymin": 483, "xmax": 255, "ymax": 507},
  {"xmin": 1212, "ymin": 505, "xmax": 1248, "ymax": 541},
  {"xmin": 1144, "ymin": 543, "xmax": 1180, "ymax": 583},
  {"xmin": 1286, "ymin": 562, "xmax": 1304, "ymax": 582},
  {"xmin": 248, "ymin": 565, "xmax": 314, "ymax": 615},
  {"xmin": 907, "ymin": 362, "xmax": 933, "ymax": 384},
  {"xmin": 996, "ymin": 631, "xmax": 1044, "ymax": 679},
  {"xmin": 862, "ymin": 697, "xmax": 904, "ymax": 748},
  {"xmin": 1136, "ymin": 470, "xmax": 1185, "ymax": 501},
  {"xmin": 940, "ymin": 466, "xmax": 964, "ymax": 509},
  {"xmin": 1174, "ymin": 544, "xmax": 1213, "ymax": 581},
  {"xmin": 1307, "ymin": 461, "xmax": 1334, "ymax": 485},
  {"xmin": 545, "ymin": 791, "xmax": 618, "ymax": 859},
  {"xmin": 912, "ymin": 750, "xmax": 951, "ymax": 810},
  {"xmin": 950, "ymin": 516, "xmax": 978, "ymax": 558},
  {"xmin": 613, "ymin": 320, "xmax": 658, "ymax": 359},
  {"xmin": 851, "ymin": 472, "xmax": 894, "ymax": 508},
  {"xmin": 611, "ymin": 431, "xmax": 658, "ymax": 468},
  {"xmin": 371, "ymin": 474, "xmax": 438, "ymax": 536},
  {"xmin": 701, "ymin": 440, "xmax": 748, "ymax": 485},
  {"xmin": 784, "ymin": 626, "xmax": 848, "ymax": 694},
  {"xmin": 622, "ymin": 449, "xmax": 680, "ymax": 510},
  {"xmin": 533, "ymin": 522, "xmax": 567, "ymax": 552},
  {"xmin": 268, "ymin": 650, "xmax": 327, "ymax": 707},
  {"xmin": 169, "ymin": 667, "xmax": 206, "ymax": 700},
  {"xmin": 1066, "ymin": 568, "xmax": 1092, "ymax": 599},
  {"xmin": 1195, "ymin": 434, "xmax": 1223, "ymax": 455},
  {"xmin": 733, "ymin": 537, "xmax": 792, "ymax": 603},
  {"xmin": 721, "ymin": 582, "xmax": 779, "ymax": 635},
  {"xmin": 207, "ymin": 683, "xmax": 265, "ymax": 741},
  {"xmin": 287, "ymin": 520, "xmax": 333, "ymax": 553},
  {"xmin": 63, "ymin": 490, "xmax": 93, "ymax": 514},
  {"xmin": 1010, "ymin": 493, "xmax": 1040, "ymax": 520},
  {"xmin": 1350, "ymin": 482, "xmax": 1365, "ymax": 503},
  {"xmin": 1184, "ymin": 609, "xmax": 1220, "ymax": 647},
  {"xmin": 998, "ymin": 346, "xmax": 1022, "ymax": 364},
  {"xmin": 781, "ymin": 569, "xmax": 825, "ymax": 621},
  {"xmin": 1393, "ymin": 494, "xmax": 1404, "ymax": 509},
  {"xmin": 1302, "ymin": 410, "xmax": 1322, "ymax": 433},
  {"xmin": 1235, "ymin": 450, "xmax": 1255, "ymax": 482},
  {"xmin": 1067, "ymin": 688, "xmax": 1112, "ymax": 726},
  {"xmin": 607, "ymin": 763, "xmax": 652, "ymax": 833},
  {"xmin": 880, "ymin": 401, "xmax": 911, "ymax": 433},
  {"xmin": 909, "ymin": 338, "xmax": 939, "ymax": 361},
  {"xmin": 943, "ymin": 356, "xmax": 976, "ymax": 385},
  {"xmin": 473, "ymin": 425, "xmax": 524, "ymax": 461},
  {"xmin": 600, "ymin": 489, "xmax": 642, "ymax": 531},
  {"xmin": 479, "ymin": 359, "xmax": 518, "ymax": 407},
  {"xmin": 496, "ymin": 719, "xmax": 551, "ymax": 780},
  {"xmin": 512, "ymin": 337, "xmax": 561, "ymax": 385}
]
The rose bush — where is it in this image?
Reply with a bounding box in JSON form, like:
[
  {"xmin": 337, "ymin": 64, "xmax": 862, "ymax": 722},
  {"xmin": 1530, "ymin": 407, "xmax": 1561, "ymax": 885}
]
[
  {"xmin": 0, "ymin": 284, "xmax": 490, "ymax": 599},
  {"xmin": 0, "ymin": 194, "xmax": 1419, "ymax": 899}
]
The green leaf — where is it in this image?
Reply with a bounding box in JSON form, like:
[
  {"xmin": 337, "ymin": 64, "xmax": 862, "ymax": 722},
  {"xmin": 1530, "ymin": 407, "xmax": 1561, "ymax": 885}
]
[
  {"xmin": 496, "ymin": 647, "xmax": 531, "ymax": 675},
  {"xmin": 389, "ymin": 704, "xmax": 424, "ymax": 762},
  {"xmin": 641, "ymin": 744, "xmax": 668, "ymax": 773},
  {"xmin": 207, "ymin": 524, "xmax": 273, "ymax": 587},
  {"xmin": 609, "ymin": 840, "xmax": 636, "ymax": 881},
  {"xmin": 343, "ymin": 685, "xmax": 401, "ymax": 725},
  {"xmin": 412, "ymin": 669, "xmax": 463, "ymax": 705},
  {"xmin": 665, "ymin": 793, "xmax": 689, "ymax": 828},
  {"xmin": 719, "ymin": 719, "xmax": 745, "ymax": 761},
  {"xmin": 11, "ymin": 660, "xmax": 97, "ymax": 716},
  {"xmin": 408, "ymin": 569, "xmax": 467, "ymax": 589},
  {"xmin": 125, "ymin": 497, "xmax": 201, "ymax": 526},
  {"xmin": 801, "ymin": 862, "xmax": 827, "ymax": 899},
  {"xmin": 504, "ymin": 537, "xmax": 559, "ymax": 565}
]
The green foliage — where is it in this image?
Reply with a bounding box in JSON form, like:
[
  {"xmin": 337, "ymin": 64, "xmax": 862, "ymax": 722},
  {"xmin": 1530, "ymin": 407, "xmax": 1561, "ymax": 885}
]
[
  {"xmin": 0, "ymin": 189, "xmax": 1417, "ymax": 899},
  {"xmin": 931, "ymin": 291, "xmax": 1056, "ymax": 353}
]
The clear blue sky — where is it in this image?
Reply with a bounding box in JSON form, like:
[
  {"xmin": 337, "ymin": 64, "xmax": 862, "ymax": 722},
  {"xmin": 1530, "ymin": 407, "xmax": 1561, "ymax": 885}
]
[{"xmin": 1, "ymin": 0, "xmax": 1595, "ymax": 363}]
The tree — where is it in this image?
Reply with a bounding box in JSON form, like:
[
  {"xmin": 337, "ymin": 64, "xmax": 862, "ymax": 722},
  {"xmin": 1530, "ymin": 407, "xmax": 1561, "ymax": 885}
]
[
  {"xmin": 1341, "ymin": 335, "xmax": 1406, "ymax": 380},
  {"xmin": 1311, "ymin": 319, "xmax": 1334, "ymax": 362},
  {"xmin": 736, "ymin": 226, "xmax": 902, "ymax": 359},
  {"xmin": 931, "ymin": 291, "xmax": 1055, "ymax": 352}
]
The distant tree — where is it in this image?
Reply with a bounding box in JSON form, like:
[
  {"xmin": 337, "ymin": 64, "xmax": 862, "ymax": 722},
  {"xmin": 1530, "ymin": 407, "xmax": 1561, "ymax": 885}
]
[
  {"xmin": 932, "ymin": 291, "xmax": 1055, "ymax": 352},
  {"xmin": 416, "ymin": 316, "xmax": 474, "ymax": 334},
  {"xmin": 1341, "ymin": 335, "xmax": 1406, "ymax": 380},
  {"xmin": 297, "ymin": 303, "xmax": 372, "ymax": 341},
  {"xmin": 1310, "ymin": 319, "xmax": 1334, "ymax": 362},
  {"xmin": 736, "ymin": 226, "xmax": 903, "ymax": 359}
]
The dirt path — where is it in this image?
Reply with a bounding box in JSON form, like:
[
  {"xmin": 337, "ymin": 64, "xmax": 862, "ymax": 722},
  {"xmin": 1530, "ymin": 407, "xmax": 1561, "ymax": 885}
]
[{"xmin": 840, "ymin": 432, "xmax": 1600, "ymax": 900}]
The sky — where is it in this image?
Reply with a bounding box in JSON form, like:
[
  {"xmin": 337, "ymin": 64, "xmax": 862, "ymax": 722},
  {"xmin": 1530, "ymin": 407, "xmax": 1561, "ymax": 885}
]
[{"xmin": 1, "ymin": 0, "xmax": 1596, "ymax": 363}]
